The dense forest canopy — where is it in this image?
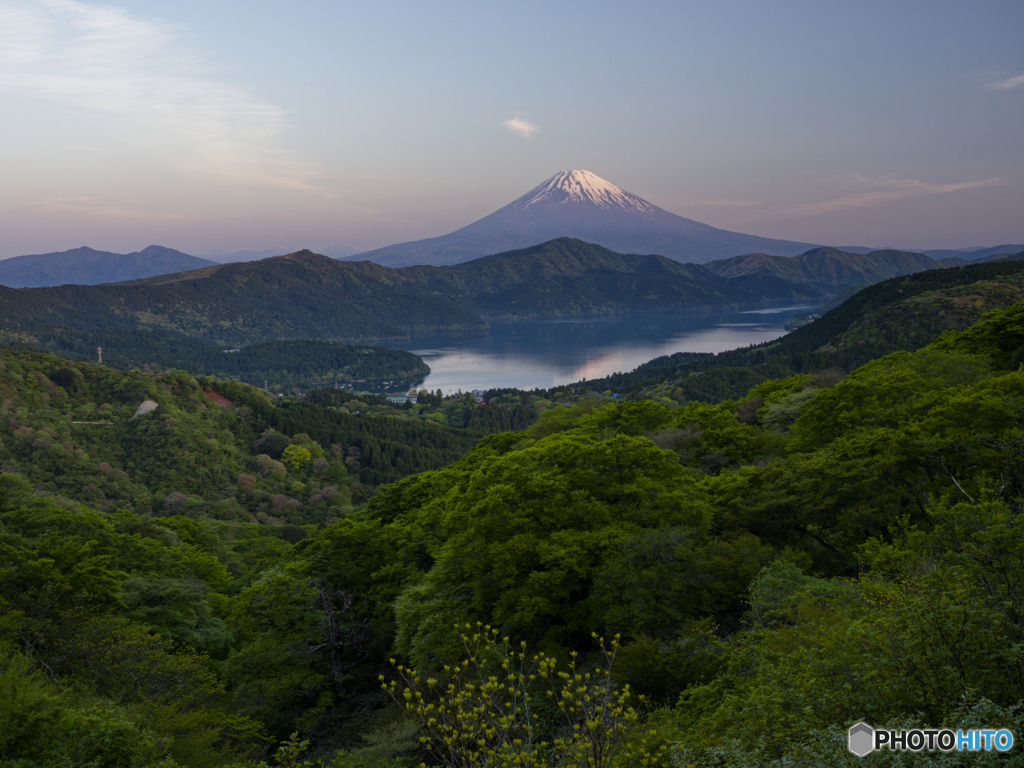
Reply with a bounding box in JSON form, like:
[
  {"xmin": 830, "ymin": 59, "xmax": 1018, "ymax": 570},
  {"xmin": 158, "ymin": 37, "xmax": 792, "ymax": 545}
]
[{"xmin": 4, "ymin": 266, "xmax": 1024, "ymax": 766}]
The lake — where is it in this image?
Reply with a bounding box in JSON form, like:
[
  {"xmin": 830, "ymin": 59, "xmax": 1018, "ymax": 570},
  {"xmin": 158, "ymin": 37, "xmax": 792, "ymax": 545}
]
[{"xmin": 383, "ymin": 305, "xmax": 811, "ymax": 394}]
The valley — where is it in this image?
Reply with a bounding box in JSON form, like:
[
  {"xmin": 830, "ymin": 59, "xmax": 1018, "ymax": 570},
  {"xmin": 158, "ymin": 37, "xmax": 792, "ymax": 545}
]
[{"xmin": 4, "ymin": 239, "xmax": 1024, "ymax": 768}]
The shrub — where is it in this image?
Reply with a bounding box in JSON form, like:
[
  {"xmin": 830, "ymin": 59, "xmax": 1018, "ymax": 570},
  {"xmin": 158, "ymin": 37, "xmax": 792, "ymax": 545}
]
[{"xmin": 383, "ymin": 625, "xmax": 665, "ymax": 768}]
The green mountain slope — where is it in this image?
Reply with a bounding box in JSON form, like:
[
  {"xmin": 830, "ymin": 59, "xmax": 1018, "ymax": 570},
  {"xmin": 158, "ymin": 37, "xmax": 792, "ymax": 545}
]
[
  {"xmin": 144, "ymin": 238, "xmax": 795, "ymax": 313},
  {"xmin": 0, "ymin": 239, "xmax": 983, "ymax": 349},
  {"xmin": 0, "ymin": 347, "xmax": 488, "ymax": 508},
  {"xmin": 417, "ymin": 240, "xmax": 764, "ymax": 318},
  {"xmin": 828, "ymin": 270, "xmax": 1024, "ymax": 351},
  {"xmin": 0, "ymin": 240, "xmax": 806, "ymax": 346},
  {"xmin": 704, "ymin": 246, "xmax": 965, "ymax": 292},
  {"xmin": 780, "ymin": 259, "xmax": 1024, "ymax": 354},
  {"xmin": 0, "ymin": 252, "xmax": 488, "ymax": 346}
]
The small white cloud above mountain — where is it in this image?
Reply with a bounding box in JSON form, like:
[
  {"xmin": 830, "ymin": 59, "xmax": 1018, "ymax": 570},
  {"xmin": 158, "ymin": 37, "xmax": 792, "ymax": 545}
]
[{"xmin": 502, "ymin": 117, "xmax": 538, "ymax": 139}]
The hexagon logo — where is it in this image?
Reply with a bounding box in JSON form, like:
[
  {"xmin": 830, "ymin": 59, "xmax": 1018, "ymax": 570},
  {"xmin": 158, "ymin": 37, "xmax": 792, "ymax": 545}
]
[{"xmin": 848, "ymin": 721, "xmax": 875, "ymax": 757}]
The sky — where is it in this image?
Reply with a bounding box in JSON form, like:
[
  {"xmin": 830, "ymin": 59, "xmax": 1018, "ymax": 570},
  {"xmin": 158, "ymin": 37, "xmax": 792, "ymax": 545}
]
[{"xmin": 1, "ymin": 0, "xmax": 1022, "ymax": 259}]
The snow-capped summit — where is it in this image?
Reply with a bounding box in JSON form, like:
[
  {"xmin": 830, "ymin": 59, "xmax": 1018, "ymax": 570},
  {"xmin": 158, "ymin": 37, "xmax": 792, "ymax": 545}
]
[
  {"xmin": 348, "ymin": 171, "xmax": 820, "ymax": 267},
  {"xmin": 511, "ymin": 170, "xmax": 656, "ymax": 213}
]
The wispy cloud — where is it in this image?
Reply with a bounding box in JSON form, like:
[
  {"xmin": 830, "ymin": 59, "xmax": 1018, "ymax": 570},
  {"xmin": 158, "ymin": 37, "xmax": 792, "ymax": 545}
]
[
  {"xmin": 783, "ymin": 175, "xmax": 1005, "ymax": 217},
  {"xmin": 502, "ymin": 117, "xmax": 538, "ymax": 139},
  {"xmin": 701, "ymin": 174, "xmax": 1007, "ymax": 229},
  {"xmin": 988, "ymin": 74, "xmax": 1024, "ymax": 91},
  {"xmin": 0, "ymin": 0, "xmax": 321, "ymax": 191}
]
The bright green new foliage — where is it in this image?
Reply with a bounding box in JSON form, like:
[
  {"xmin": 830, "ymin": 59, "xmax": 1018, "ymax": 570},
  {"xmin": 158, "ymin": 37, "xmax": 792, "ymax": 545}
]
[{"xmin": 383, "ymin": 625, "xmax": 664, "ymax": 768}]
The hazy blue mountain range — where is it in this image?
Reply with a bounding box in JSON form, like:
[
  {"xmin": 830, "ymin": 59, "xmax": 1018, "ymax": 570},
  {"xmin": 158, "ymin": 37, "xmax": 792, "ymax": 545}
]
[
  {"xmin": 0, "ymin": 239, "xmax": 967, "ymax": 347},
  {"xmin": 347, "ymin": 170, "xmax": 824, "ymax": 267},
  {"xmin": 920, "ymin": 244, "xmax": 1024, "ymax": 261},
  {"xmin": 0, "ymin": 245, "xmax": 215, "ymax": 288},
  {"xmin": 974, "ymin": 250, "xmax": 1024, "ymax": 263}
]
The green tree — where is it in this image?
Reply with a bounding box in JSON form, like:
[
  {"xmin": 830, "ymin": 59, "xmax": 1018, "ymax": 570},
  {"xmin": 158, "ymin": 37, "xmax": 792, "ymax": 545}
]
[
  {"xmin": 281, "ymin": 445, "xmax": 312, "ymax": 472},
  {"xmin": 392, "ymin": 430, "xmax": 708, "ymax": 663},
  {"xmin": 0, "ymin": 653, "xmax": 174, "ymax": 768}
]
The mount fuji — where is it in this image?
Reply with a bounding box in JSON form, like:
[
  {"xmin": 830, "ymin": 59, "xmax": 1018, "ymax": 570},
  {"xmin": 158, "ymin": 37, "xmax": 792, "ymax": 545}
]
[{"xmin": 349, "ymin": 170, "xmax": 821, "ymax": 267}]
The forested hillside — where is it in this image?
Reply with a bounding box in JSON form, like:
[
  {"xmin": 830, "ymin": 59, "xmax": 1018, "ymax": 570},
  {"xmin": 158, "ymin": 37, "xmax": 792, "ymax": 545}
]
[
  {"xmin": 0, "ymin": 351, "xmax": 530, "ymax": 513},
  {"xmin": 407, "ymin": 238, "xmax": 826, "ymax": 314},
  {"xmin": 0, "ymin": 240, "xmax": 965, "ymax": 348},
  {"xmin": 4, "ymin": 297, "xmax": 1024, "ymax": 766},
  {"xmin": 703, "ymin": 246, "xmax": 966, "ymax": 290},
  {"xmin": 0, "ymin": 253, "xmax": 488, "ymax": 346},
  {"xmin": 0, "ymin": 330, "xmax": 430, "ymax": 393}
]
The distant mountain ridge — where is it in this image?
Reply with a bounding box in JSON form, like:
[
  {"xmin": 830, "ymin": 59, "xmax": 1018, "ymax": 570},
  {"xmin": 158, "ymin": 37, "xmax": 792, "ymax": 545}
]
[
  {"xmin": 0, "ymin": 239, "xmax": 811, "ymax": 347},
  {"xmin": 349, "ymin": 170, "xmax": 822, "ymax": 267},
  {"xmin": 0, "ymin": 239, "xmax": 971, "ymax": 347},
  {"xmin": 975, "ymin": 250, "xmax": 1024, "ymax": 264},
  {"xmin": 920, "ymin": 244, "xmax": 1024, "ymax": 261},
  {"xmin": 703, "ymin": 247, "xmax": 969, "ymax": 293},
  {"xmin": 400, "ymin": 239, "xmax": 785, "ymax": 318},
  {"xmin": 0, "ymin": 246, "xmax": 215, "ymax": 288}
]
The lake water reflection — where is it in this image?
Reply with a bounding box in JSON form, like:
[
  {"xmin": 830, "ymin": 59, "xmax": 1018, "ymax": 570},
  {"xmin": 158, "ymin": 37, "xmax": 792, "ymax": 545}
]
[{"xmin": 385, "ymin": 306, "xmax": 812, "ymax": 394}]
